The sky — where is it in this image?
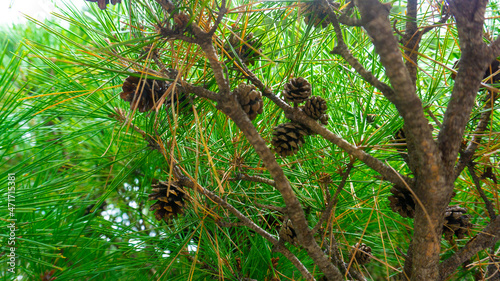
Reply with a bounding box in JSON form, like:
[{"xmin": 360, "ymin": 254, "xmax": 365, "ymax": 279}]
[{"xmin": 1, "ymin": 0, "xmax": 83, "ymax": 25}]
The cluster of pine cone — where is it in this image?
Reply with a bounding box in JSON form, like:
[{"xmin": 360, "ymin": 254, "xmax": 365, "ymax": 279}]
[
  {"xmin": 388, "ymin": 186, "xmax": 472, "ymax": 241},
  {"xmin": 272, "ymin": 77, "xmax": 329, "ymax": 157},
  {"xmin": 119, "ymin": 73, "xmax": 189, "ymax": 113},
  {"xmin": 148, "ymin": 180, "xmax": 188, "ymax": 222}
]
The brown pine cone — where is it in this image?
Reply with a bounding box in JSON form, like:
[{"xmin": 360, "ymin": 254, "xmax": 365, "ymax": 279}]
[
  {"xmin": 271, "ymin": 123, "xmax": 309, "ymax": 157},
  {"xmin": 303, "ymin": 96, "xmax": 327, "ymax": 120},
  {"xmin": 319, "ymin": 114, "xmax": 329, "ymax": 125},
  {"xmin": 86, "ymin": 0, "xmax": 121, "ymax": 10},
  {"xmin": 302, "ymin": 0, "xmax": 339, "ymax": 29},
  {"xmin": 234, "ymin": 83, "xmax": 263, "ymax": 120},
  {"xmin": 279, "ymin": 219, "xmax": 298, "ymax": 245},
  {"xmin": 349, "ymin": 243, "xmax": 372, "ymax": 265},
  {"xmin": 120, "ymin": 74, "xmax": 167, "ymax": 113},
  {"xmin": 224, "ymin": 31, "xmax": 262, "ymax": 66},
  {"xmin": 393, "ymin": 128, "xmax": 407, "ymax": 151},
  {"xmin": 283, "ymin": 77, "xmax": 312, "ymax": 104},
  {"xmin": 149, "ymin": 180, "xmax": 187, "ymax": 222},
  {"xmin": 443, "ymin": 205, "xmax": 472, "ymax": 241},
  {"xmin": 388, "ymin": 186, "xmax": 415, "ymax": 218}
]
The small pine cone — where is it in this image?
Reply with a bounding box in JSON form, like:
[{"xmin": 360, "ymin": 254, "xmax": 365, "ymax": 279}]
[
  {"xmin": 120, "ymin": 74, "xmax": 168, "ymax": 113},
  {"xmin": 443, "ymin": 205, "xmax": 472, "ymax": 241},
  {"xmin": 148, "ymin": 180, "xmax": 187, "ymax": 221},
  {"xmin": 349, "ymin": 243, "xmax": 372, "ymax": 265},
  {"xmin": 224, "ymin": 31, "xmax": 262, "ymax": 66},
  {"xmin": 279, "ymin": 219, "xmax": 298, "ymax": 245},
  {"xmin": 302, "ymin": 0, "xmax": 339, "ymax": 28},
  {"xmin": 318, "ymin": 172, "xmax": 333, "ymax": 185},
  {"xmin": 394, "ymin": 128, "xmax": 407, "ymax": 151},
  {"xmin": 388, "ymin": 186, "xmax": 415, "ymax": 218},
  {"xmin": 271, "ymin": 123, "xmax": 309, "ymax": 157},
  {"xmin": 303, "ymin": 96, "xmax": 327, "ymax": 120},
  {"xmin": 173, "ymin": 13, "xmax": 190, "ymax": 33},
  {"xmin": 40, "ymin": 269, "xmax": 57, "ymax": 281},
  {"xmin": 86, "ymin": 0, "xmax": 121, "ymax": 10},
  {"xmin": 319, "ymin": 114, "xmax": 329, "ymax": 125},
  {"xmin": 234, "ymin": 84, "xmax": 263, "ymax": 120},
  {"xmin": 283, "ymin": 77, "xmax": 312, "ymax": 104},
  {"xmin": 165, "ymin": 89, "xmax": 192, "ymax": 113}
]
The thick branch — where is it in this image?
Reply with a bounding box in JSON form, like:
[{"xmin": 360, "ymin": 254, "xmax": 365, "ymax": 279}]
[
  {"xmin": 217, "ymin": 97, "xmax": 343, "ymax": 280},
  {"xmin": 403, "ymin": 0, "xmax": 419, "ymax": 84},
  {"xmin": 438, "ymin": 0, "xmax": 491, "ymax": 174},
  {"xmin": 191, "ymin": 22, "xmax": 343, "ymax": 279},
  {"xmin": 355, "ymin": 1, "xmax": 447, "ymax": 280}
]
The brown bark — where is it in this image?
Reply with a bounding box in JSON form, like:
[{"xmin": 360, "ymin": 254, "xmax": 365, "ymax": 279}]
[{"xmin": 354, "ymin": 1, "xmax": 447, "ymax": 279}]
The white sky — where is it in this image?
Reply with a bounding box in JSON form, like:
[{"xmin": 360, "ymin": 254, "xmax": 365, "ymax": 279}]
[{"xmin": 0, "ymin": 0, "xmax": 80, "ymax": 25}]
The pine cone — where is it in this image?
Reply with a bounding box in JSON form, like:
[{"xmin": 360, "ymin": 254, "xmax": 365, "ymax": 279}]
[
  {"xmin": 452, "ymin": 58, "xmax": 500, "ymax": 84},
  {"xmin": 318, "ymin": 172, "xmax": 333, "ymax": 185},
  {"xmin": 224, "ymin": 31, "xmax": 262, "ymax": 66},
  {"xmin": 349, "ymin": 243, "xmax": 372, "ymax": 265},
  {"xmin": 234, "ymin": 84, "xmax": 263, "ymax": 120},
  {"xmin": 388, "ymin": 186, "xmax": 415, "ymax": 218},
  {"xmin": 283, "ymin": 77, "xmax": 312, "ymax": 104},
  {"xmin": 271, "ymin": 123, "xmax": 309, "ymax": 157},
  {"xmin": 302, "ymin": 0, "xmax": 339, "ymax": 28},
  {"xmin": 319, "ymin": 114, "xmax": 329, "ymax": 125},
  {"xmin": 279, "ymin": 219, "xmax": 298, "ymax": 245},
  {"xmin": 173, "ymin": 13, "xmax": 190, "ymax": 34},
  {"xmin": 443, "ymin": 205, "xmax": 472, "ymax": 241},
  {"xmin": 164, "ymin": 89, "xmax": 191, "ymax": 113},
  {"xmin": 148, "ymin": 180, "xmax": 187, "ymax": 221},
  {"xmin": 40, "ymin": 269, "xmax": 57, "ymax": 281},
  {"xmin": 393, "ymin": 128, "xmax": 407, "ymax": 151},
  {"xmin": 303, "ymin": 96, "xmax": 327, "ymax": 120},
  {"xmin": 85, "ymin": 0, "xmax": 121, "ymax": 10},
  {"xmin": 120, "ymin": 74, "xmax": 168, "ymax": 113}
]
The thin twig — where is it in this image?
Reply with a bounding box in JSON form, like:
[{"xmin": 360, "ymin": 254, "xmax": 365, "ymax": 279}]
[
  {"xmin": 254, "ymin": 202, "xmax": 286, "ymax": 214},
  {"xmin": 312, "ymin": 161, "xmax": 355, "ymax": 234},
  {"xmin": 455, "ymin": 90, "xmax": 499, "ymax": 177},
  {"xmin": 467, "ymin": 163, "xmax": 497, "ymax": 220},
  {"xmin": 228, "ymin": 173, "xmax": 276, "ymax": 187},
  {"xmin": 177, "ymin": 173, "xmax": 315, "ymax": 280},
  {"xmin": 208, "ymin": 0, "xmax": 226, "ymax": 37}
]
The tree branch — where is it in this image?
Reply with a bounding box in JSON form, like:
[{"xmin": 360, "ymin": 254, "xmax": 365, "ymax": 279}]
[
  {"xmin": 312, "ymin": 161, "xmax": 354, "ymax": 234},
  {"xmin": 228, "ymin": 173, "xmax": 276, "ymax": 187},
  {"xmin": 355, "ymin": 1, "xmax": 448, "ymax": 279},
  {"xmin": 438, "ymin": 0, "xmax": 491, "ymax": 174},
  {"xmin": 467, "ymin": 163, "xmax": 497, "ymax": 220},
  {"xmin": 454, "ymin": 90, "xmax": 499, "ymax": 177}
]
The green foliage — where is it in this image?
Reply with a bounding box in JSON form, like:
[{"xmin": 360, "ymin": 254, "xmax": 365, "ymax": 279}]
[{"xmin": 0, "ymin": 1, "xmax": 498, "ymax": 280}]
